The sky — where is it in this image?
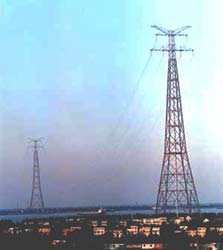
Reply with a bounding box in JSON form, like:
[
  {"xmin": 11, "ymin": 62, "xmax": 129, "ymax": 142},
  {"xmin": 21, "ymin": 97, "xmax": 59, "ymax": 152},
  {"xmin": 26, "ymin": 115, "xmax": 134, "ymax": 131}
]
[{"xmin": 0, "ymin": 0, "xmax": 222, "ymax": 209}]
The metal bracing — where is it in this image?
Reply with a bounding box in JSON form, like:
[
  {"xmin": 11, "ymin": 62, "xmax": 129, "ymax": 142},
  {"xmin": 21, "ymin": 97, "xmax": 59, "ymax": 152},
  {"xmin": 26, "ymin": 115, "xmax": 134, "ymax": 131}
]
[
  {"xmin": 29, "ymin": 138, "xmax": 44, "ymax": 209},
  {"xmin": 150, "ymin": 26, "xmax": 200, "ymax": 215}
]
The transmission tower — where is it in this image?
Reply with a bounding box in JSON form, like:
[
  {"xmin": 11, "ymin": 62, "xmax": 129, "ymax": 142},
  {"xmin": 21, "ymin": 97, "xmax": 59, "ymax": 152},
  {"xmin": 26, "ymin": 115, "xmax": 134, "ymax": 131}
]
[
  {"xmin": 150, "ymin": 26, "xmax": 200, "ymax": 215},
  {"xmin": 29, "ymin": 138, "xmax": 44, "ymax": 209}
]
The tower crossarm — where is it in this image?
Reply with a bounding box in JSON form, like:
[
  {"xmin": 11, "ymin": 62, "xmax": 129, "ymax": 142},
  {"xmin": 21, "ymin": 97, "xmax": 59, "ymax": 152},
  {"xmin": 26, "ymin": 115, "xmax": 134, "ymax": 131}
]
[
  {"xmin": 150, "ymin": 48, "xmax": 194, "ymax": 53},
  {"xmin": 150, "ymin": 25, "xmax": 193, "ymax": 56},
  {"xmin": 154, "ymin": 33, "xmax": 188, "ymax": 37},
  {"xmin": 151, "ymin": 25, "xmax": 191, "ymax": 36},
  {"xmin": 151, "ymin": 25, "xmax": 169, "ymax": 34},
  {"xmin": 173, "ymin": 25, "xmax": 191, "ymax": 35}
]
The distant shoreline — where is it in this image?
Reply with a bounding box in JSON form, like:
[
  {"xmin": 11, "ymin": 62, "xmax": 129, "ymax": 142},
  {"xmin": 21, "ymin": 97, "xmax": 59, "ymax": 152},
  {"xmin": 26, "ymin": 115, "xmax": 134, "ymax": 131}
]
[
  {"xmin": 1, "ymin": 203, "xmax": 223, "ymax": 215},
  {"xmin": 0, "ymin": 204, "xmax": 223, "ymax": 222}
]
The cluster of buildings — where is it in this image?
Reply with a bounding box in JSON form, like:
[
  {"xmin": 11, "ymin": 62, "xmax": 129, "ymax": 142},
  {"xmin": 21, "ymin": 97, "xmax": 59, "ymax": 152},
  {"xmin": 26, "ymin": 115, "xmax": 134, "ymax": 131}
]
[{"xmin": 0, "ymin": 213, "xmax": 223, "ymax": 249}]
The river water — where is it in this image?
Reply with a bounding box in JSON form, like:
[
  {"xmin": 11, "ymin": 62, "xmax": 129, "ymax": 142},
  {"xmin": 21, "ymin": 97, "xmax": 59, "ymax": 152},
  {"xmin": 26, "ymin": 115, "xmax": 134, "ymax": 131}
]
[{"xmin": 0, "ymin": 207, "xmax": 222, "ymax": 222}]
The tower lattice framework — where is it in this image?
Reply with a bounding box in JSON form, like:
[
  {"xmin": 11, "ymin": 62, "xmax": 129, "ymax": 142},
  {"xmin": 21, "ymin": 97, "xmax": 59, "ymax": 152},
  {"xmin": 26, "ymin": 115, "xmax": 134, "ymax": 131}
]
[
  {"xmin": 151, "ymin": 26, "xmax": 200, "ymax": 215},
  {"xmin": 29, "ymin": 138, "xmax": 44, "ymax": 209}
]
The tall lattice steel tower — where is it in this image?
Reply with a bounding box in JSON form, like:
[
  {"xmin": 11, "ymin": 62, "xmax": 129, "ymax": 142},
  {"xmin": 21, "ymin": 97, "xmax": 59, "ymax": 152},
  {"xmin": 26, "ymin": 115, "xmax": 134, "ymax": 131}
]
[
  {"xmin": 29, "ymin": 138, "xmax": 44, "ymax": 209},
  {"xmin": 150, "ymin": 26, "xmax": 200, "ymax": 215}
]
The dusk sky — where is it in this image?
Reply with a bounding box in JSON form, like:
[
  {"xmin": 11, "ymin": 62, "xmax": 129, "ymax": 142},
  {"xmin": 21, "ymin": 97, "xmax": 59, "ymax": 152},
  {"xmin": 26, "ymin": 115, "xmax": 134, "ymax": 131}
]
[{"xmin": 0, "ymin": 0, "xmax": 222, "ymax": 209}]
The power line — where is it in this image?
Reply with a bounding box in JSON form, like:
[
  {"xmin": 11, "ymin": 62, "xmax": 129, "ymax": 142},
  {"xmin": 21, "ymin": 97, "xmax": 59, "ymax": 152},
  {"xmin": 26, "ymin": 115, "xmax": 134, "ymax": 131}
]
[
  {"xmin": 110, "ymin": 55, "xmax": 165, "ymax": 158},
  {"xmin": 108, "ymin": 54, "xmax": 153, "ymax": 144}
]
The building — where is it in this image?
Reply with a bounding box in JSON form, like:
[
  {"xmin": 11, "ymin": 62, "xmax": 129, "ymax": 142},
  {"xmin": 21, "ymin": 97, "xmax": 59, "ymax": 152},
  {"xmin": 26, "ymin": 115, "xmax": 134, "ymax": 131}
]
[
  {"xmin": 197, "ymin": 227, "xmax": 207, "ymax": 237},
  {"xmin": 151, "ymin": 227, "xmax": 160, "ymax": 236},
  {"xmin": 139, "ymin": 226, "xmax": 151, "ymax": 237},
  {"xmin": 142, "ymin": 217, "xmax": 167, "ymax": 226},
  {"xmin": 93, "ymin": 226, "xmax": 106, "ymax": 236},
  {"xmin": 91, "ymin": 220, "xmax": 99, "ymax": 227},
  {"xmin": 38, "ymin": 227, "xmax": 51, "ymax": 235},
  {"xmin": 187, "ymin": 228, "xmax": 197, "ymax": 237},
  {"xmin": 127, "ymin": 225, "xmax": 138, "ymax": 235},
  {"xmin": 104, "ymin": 243, "xmax": 125, "ymax": 250},
  {"xmin": 119, "ymin": 220, "xmax": 128, "ymax": 227},
  {"xmin": 111, "ymin": 229, "xmax": 124, "ymax": 238},
  {"xmin": 62, "ymin": 226, "xmax": 81, "ymax": 236}
]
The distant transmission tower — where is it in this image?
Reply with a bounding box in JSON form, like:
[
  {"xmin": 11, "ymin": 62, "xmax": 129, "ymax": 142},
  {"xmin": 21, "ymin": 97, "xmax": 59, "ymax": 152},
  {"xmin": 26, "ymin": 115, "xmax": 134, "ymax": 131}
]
[
  {"xmin": 150, "ymin": 26, "xmax": 200, "ymax": 215},
  {"xmin": 29, "ymin": 138, "xmax": 44, "ymax": 209}
]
